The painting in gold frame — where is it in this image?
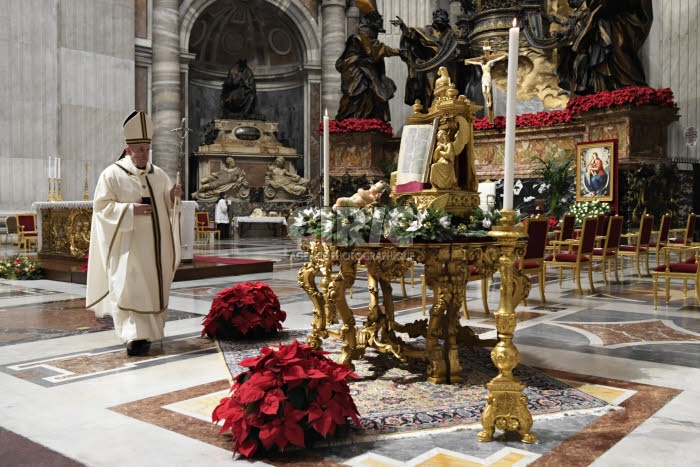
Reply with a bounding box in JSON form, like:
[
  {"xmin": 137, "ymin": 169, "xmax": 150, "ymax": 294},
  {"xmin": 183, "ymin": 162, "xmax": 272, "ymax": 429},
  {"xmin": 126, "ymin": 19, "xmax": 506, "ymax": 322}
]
[{"xmin": 576, "ymin": 140, "xmax": 616, "ymax": 202}]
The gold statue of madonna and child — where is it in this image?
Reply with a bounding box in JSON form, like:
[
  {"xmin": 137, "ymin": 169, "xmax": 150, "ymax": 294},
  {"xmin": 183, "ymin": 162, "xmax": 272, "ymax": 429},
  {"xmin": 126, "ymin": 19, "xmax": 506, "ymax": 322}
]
[{"xmin": 396, "ymin": 65, "xmax": 481, "ymax": 216}]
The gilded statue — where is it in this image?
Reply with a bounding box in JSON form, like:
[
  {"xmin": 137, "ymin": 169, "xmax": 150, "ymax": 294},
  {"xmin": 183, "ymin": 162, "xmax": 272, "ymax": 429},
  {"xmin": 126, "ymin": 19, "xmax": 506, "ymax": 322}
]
[
  {"xmin": 264, "ymin": 156, "xmax": 311, "ymax": 200},
  {"xmin": 192, "ymin": 157, "xmax": 250, "ymax": 201},
  {"xmin": 429, "ymin": 129, "xmax": 458, "ymax": 190}
]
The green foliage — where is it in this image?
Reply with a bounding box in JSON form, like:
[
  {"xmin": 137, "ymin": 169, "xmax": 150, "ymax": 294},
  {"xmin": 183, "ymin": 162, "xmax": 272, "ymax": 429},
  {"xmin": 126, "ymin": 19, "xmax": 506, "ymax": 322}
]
[
  {"xmin": 0, "ymin": 255, "xmax": 43, "ymax": 280},
  {"xmin": 531, "ymin": 153, "xmax": 575, "ymax": 218}
]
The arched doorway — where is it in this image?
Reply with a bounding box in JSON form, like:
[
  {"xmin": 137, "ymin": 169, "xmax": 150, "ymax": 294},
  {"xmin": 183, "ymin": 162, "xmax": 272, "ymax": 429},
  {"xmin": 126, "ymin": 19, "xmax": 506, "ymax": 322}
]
[{"xmin": 179, "ymin": 0, "xmax": 321, "ymax": 194}]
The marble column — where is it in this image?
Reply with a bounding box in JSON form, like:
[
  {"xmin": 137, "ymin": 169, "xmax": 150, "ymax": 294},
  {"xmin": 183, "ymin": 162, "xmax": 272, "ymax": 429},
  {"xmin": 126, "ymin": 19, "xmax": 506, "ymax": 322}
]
[
  {"xmin": 151, "ymin": 0, "xmax": 181, "ymax": 179},
  {"xmin": 321, "ymin": 0, "xmax": 346, "ymax": 118},
  {"xmin": 346, "ymin": 5, "xmax": 360, "ymax": 38}
]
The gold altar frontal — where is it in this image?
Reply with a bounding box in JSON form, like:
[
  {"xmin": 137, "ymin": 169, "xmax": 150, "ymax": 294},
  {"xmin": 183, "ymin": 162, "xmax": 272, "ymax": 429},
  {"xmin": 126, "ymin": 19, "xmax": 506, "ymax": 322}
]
[{"xmin": 297, "ymin": 212, "xmax": 537, "ymax": 443}]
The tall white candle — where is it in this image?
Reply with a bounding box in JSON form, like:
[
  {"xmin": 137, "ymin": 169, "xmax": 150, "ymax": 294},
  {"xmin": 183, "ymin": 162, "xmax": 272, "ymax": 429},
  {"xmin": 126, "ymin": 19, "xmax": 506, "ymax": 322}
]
[
  {"xmin": 48, "ymin": 156, "xmax": 53, "ymax": 179},
  {"xmin": 323, "ymin": 109, "xmax": 330, "ymax": 206},
  {"xmin": 57, "ymin": 157, "xmax": 61, "ymax": 179},
  {"xmin": 503, "ymin": 19, "xmax": 520, "ymax": 210}
]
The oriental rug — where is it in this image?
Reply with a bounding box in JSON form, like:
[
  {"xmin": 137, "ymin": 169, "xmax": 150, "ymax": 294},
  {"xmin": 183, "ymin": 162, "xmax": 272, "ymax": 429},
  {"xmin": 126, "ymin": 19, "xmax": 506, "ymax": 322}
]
[{"xmin": 217, "ymin": 329, "xmax": 613, "ymax": 442}]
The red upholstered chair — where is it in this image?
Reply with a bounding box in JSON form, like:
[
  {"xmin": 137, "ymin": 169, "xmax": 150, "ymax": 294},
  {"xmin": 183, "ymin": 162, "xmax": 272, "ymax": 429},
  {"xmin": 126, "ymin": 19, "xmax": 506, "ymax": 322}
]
[
  {"xmin": 548, "ymin": 214, "xmax": 576, "ymax": 255},
  {"xmin": 649, "ymin": 214, "xmax": 672, "ymax": 267},
  {"xmin": 195, "ymin": 211, "xmax": 219, "ymax": 244},
  {"xmin": 545, "ymin": 216, "xmax": 598, "ymax": 294},
  {"xmin": 618, "ymin": 214, "xmax": 654, "ymax": 277},
  {"xmin": 652, "ymin": 245, "xmax": 700, "ymax": 309},
  {"xmin": 16, "ymin": 213, "xmax": 38, "ymax": 253},
  {"xmin": 516, "ymin": 215, "xmax": 550, "ymax": 305},
  {"xmin": 591, "ymin": 215, "xmax": 624, "ymax": 284}
]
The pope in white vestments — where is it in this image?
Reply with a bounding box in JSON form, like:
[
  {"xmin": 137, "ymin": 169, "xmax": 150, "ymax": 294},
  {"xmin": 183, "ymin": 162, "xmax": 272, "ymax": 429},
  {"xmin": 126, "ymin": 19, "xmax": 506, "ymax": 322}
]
[{"xmin": 86, "ymin": 111, "xmax": 182, "ymax": 356}]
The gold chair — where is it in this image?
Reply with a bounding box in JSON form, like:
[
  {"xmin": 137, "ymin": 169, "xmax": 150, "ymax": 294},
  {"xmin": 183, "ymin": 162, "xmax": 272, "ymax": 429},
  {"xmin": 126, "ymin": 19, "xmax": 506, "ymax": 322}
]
[
  {"xmin": 618, "ymin": 214, "xmax": 654, "ymax": 277},
  {"xmin": 649, "ymin": 214, "xmax": 672, "ymax": 267},
  {"xmin": 16, "ymin": 213, "xmax": 38, "ymax": 253},
  {"xmin": 591, "ymin": 215, "xmax": 624, "ymax": 284},
  {"xmin": 545, "ymin": 216, "xmax": 598, "ymax": 294},
  {"xmin": 516, "ymin": 215, "xmax": 550, "ymax": 305},
  {"xmin": 652, "ymin": 245, "xmax": 700, "ymax": 309},
  {"xmin": 195, "ymin": 211, "xmax": 220, "ymax": 244},
  {"xmin": 669, "ymin": 213, "xmax": 696, "ymax": 247},
  {"xmin": 547, "ymin": 214, "xmax": 576, "ymax": 255}
]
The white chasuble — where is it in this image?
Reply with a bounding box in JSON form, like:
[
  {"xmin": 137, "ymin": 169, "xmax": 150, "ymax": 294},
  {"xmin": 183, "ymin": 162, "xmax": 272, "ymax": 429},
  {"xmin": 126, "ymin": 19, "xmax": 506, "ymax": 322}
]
[{"xmin": 86, "ymin": 157, "xmax": 182, "ymax": 343}]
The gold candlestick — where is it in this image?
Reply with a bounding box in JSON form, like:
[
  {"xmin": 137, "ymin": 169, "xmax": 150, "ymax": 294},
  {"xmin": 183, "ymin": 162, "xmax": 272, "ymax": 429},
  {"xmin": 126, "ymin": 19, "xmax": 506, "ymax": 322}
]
[
  {"xmin": 56, "ymin": 179, "xmax": 63, "ymax": 201},
  {"xmin": 83, "ymin": 162, "xmax": 90, "ymax": 200},
  {"xmin": 478, "ymin": 210, "xmax": 536, "ymax": 443}
]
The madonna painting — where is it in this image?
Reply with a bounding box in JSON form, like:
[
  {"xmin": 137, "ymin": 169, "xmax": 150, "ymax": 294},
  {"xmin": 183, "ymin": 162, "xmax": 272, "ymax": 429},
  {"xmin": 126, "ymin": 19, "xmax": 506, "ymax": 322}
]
[{"xmin": 576, "ymin": 140, "xmax": 615, "ymax": 202}]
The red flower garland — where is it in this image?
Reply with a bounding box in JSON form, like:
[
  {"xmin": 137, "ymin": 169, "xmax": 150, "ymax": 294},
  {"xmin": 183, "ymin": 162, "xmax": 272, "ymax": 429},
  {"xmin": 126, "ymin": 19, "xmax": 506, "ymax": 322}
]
[
  {"xmin": 474, "ymin": 86, "xmax": 676, "ymax": 131},
  {"xmin": 201, "ymin": 282, "xmax": 286, "ymax": 339},
  {"xmin": 213, "ymin": 340, "xmax": 361, "ymax": 458},
  {"xmin": 318, "ymin": 118, "xmax": 393, "ymax": 137}
]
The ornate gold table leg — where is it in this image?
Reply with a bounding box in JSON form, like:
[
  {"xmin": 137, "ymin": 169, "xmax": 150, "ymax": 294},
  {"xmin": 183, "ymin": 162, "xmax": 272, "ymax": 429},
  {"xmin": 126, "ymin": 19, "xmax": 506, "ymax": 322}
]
[
  {"xmin": 478, "ymin": 210, "xmax": 536, "ymax": 444},
  {"xmin": 328, "ymin": 257, "xmax": 359, "ymax": 370},
  {"xmin": 298, "ymin": 241, "xmax": 330, "ymax": 349}
]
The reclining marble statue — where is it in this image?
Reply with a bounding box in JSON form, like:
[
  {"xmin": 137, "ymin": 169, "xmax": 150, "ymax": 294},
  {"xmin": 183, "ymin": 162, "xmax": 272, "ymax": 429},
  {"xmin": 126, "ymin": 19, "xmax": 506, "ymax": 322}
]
[
  {"xmin": 263, "ymin": 156, "xmax": 311, "ymax": 200},
  {"xmin": 192, "ymin": 157, "xmax": 250, "ymax": 201}
]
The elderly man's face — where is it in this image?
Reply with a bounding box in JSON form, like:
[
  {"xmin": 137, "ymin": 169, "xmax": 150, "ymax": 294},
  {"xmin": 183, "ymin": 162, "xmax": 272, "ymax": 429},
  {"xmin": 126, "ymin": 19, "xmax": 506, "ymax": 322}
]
[{"xmin": 127, "ymin": 143, "xmax": 150, "ymax": 168}]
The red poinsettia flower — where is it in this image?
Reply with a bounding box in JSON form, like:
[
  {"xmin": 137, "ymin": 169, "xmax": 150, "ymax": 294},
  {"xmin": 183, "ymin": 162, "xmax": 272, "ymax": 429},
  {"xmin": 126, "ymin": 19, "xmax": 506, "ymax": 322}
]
[
  {"xmin": 318, "ymin": 118, "xmax": 393, "ymax": 137},
  {"xmin": 213, "ymin": 340, "xmax": 361, "ymax": 458},
  {"xmin": 201, "ymin": 281, "xmax": 286, "ymax": 339},
  {"xmin": 473, "ymin": 86, "xmax": 675, "ymax": 132}
]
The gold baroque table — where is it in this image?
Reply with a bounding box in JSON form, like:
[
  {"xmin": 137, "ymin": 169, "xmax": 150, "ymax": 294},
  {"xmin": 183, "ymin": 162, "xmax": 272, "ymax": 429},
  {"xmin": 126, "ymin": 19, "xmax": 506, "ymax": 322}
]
[{"xmin": 297, "ymin": 212, "xmax": 537, "ymax": 443}]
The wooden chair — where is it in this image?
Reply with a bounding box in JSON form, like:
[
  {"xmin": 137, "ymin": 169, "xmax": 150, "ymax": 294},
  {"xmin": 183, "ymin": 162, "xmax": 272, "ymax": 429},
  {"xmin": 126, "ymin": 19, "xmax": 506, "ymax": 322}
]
[
  {"xmin": 669, "ymin": 213, "xmax": 696, "ymax": 246},
  {"xmin": 618, "ymin": 214, "xmax": 654, "ymax": 277},
  {"xmin": 544, "ymin": 216, "xmax": 598, "ymax": 294},
  {"xmin": 591, "ymin": 215, "xmax": 623, "ymax": 284},
  {"xmin": 195, "ymin": 211, "xmax": 220, "ymax": 244},
  {"xmin": 652, "ymin": 245, "xmax": 700, "ymax": 309},
  {"xmin": 16, "ymin": 213, "xmax": 38, "ymax": 253},
  {"xmin": 649, "ymin": 214, "xmax": 672, "ymax": 267},
  {"xmin": 4, "ymin": 216, "xmax": 18, "ymax": 245},
  {"xmin": 516, "ymin": 215, "xmax": 550, "ymax": 305}
]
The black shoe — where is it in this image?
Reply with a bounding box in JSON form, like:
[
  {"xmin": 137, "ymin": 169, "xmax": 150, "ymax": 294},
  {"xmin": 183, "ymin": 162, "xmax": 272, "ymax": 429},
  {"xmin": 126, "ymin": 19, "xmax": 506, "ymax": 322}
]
[{"xmin": 126, "ymin": 339, "xmax": 151, "ymax": 356}]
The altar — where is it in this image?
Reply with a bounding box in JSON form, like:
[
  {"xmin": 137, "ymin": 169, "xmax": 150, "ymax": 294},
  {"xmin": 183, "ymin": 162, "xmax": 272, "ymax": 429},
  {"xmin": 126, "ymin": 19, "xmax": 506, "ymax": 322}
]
[{"xmin": 32, "ymin": 201, "xmax": 197, "ymax": 262}]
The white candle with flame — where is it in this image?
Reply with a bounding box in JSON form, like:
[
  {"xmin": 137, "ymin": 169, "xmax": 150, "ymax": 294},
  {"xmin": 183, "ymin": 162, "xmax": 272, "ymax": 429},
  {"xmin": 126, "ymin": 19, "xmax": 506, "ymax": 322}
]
[
  {"xmin": 323, "ymin": 109, "xmax": 330, "ymax": 206},
  {"xmin": 503, "ymin": 19, "xmax": 519, "ymax": 210},
  {"xmin": 57, "ymin": 157, "xmax": 61, "ymax": 179},
  {"xmin": 48, "ymin": 156, "xmax": 53, "ymax": 179}
]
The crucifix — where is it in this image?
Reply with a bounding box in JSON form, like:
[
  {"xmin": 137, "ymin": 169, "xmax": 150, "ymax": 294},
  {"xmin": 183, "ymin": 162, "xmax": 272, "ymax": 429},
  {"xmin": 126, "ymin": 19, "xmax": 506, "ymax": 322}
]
[
  {"xmin": 464, "ymin": 41, "xmax": 508, "ymax": 124},
  {"xmin": 170, "ymin": 118, "xmax": 192, "ymax": 197}
]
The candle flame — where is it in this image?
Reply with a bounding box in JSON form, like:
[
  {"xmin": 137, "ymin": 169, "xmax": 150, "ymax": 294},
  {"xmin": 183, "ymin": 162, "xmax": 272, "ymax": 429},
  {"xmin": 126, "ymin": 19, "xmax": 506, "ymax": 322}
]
[
  {"xmin": 324, "ymin": 108, "xmax": 328, "ymax": 117},
  {"xmin": 513, "ymin": 18, "xmax": 517, "ymax": 27}
]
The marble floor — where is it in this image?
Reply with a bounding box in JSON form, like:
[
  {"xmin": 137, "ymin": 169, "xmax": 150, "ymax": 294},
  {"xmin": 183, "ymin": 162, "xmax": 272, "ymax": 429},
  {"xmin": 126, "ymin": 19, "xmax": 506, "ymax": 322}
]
[{"xmin": 1, "ymin": 235, "xmax": 699, "ymax": 466}]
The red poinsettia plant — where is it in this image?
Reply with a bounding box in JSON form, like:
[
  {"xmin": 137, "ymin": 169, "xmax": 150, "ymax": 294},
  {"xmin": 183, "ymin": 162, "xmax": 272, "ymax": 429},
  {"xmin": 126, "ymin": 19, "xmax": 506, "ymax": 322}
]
[
  {"xmin": 474, "ymin": 86, "xmax": 676, "ymax": 131},
  {"xmin": 212, "ymin": 339, "xmax": 362, "ymax": 458},
  {"xmin": 566, "ymin": 86, "xmax": 676, "ymax": 114},
  {"xmin": 201, "ymin": 281, "xmax": 286, "ymax": 339},
  {"xmin": 318, "ymin": 117, "xmax": 393, "ymax": 136}
]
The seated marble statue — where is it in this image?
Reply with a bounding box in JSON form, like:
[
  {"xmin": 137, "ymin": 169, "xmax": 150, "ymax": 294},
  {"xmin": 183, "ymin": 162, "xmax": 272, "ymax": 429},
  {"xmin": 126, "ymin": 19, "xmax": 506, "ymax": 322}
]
[
  {"xmin": 334, "ymin": 180, "xmax": 390, "ymax": 209},
  {"xmin": 429, "ymin": 129, "xmax": 458, "ymax": 190},
  {"xmin": 264, "ymin": 156, "xmax": 310, "ymax": 199},
  {"xmin": 193, "ymin": 157, "xmax": 250, "ymax": 201}
]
